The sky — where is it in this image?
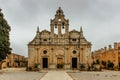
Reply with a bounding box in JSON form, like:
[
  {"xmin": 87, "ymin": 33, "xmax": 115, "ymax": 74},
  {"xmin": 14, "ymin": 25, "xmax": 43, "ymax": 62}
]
[{"xmin": 0, "ymin": 0, "xmax": 120, "ymax": 57}]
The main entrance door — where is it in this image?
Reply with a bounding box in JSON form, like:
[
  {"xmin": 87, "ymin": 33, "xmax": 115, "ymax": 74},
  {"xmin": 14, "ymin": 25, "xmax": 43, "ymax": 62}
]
[
  {"xmin": 72, "ymin": 58, "xmax": 77, "ymax": 68},
  {"xmin": 57, "ymin": 58, "xmax": 63, "ymax": 68},
  {"xmin": 42, "ymin": 58, "xmax": 48, "ymax": 68}
]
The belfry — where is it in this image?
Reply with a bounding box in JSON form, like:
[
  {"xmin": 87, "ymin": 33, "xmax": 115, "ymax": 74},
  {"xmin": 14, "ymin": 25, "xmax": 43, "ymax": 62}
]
[{"xmin": 28, "ymin": 7, "xmax": 92, "ymax": 69}]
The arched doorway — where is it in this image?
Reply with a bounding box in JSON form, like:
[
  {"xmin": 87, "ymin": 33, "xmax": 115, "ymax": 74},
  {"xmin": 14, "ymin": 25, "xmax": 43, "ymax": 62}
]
[
  {"xmin": 72, "ymin": 58, "xmax": 77, "ymax": 68},
  {"xmin": 0, "ymin": 60, "xmax": 6, "ymax": 69},
  {"xmin": 42, "ymin": 58, "xmax": 48, "ymax": 68}
]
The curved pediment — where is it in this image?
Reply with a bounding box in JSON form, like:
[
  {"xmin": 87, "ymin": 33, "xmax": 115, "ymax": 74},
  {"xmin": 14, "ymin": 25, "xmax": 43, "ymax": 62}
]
[
  {"xmin": 40, "ymin": 29, "xmax": 50, "ymax": 38},
  {"xmin": 69, "ymin": 29, "xmax": 80, "ymax": 38},
  {"xmin": 69, "ymin": 29, "xmax": 79, "ymax": 34},
  {"xmin": 41, "ymin": 29, "xmax": 50, "ymax": 34}
]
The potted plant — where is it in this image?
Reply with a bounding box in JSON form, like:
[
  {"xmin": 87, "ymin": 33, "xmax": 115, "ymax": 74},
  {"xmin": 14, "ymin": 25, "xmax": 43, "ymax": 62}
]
[
  {"xmin": 94, "ymin": 59, "xmax": 101, "ymax": 71},
  {"xmin": 79, "ymin": 63, "xmax": 85, "ymax": 71},
  {"xmin": 107, "ymin": 61, "xmax": 114, "ymax": 70}
]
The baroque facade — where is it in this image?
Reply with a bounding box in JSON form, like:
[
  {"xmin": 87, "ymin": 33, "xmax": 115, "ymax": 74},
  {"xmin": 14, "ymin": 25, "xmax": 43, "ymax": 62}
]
[{"xmin": 28, "ymin": 7, "xmax": 91, "ymax": 69}]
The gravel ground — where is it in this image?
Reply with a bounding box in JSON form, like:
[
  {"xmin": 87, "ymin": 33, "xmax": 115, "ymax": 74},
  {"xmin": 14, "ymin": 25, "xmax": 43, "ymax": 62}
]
[{"xmin": 68, "ymin": 71, "xmax": 120, "ymax": 80}]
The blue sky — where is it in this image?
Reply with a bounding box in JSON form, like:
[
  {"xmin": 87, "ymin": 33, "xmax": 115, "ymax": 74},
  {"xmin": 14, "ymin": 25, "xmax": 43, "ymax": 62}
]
[{"xmin": 0, "ymin": 0, "xmax": 120, "ymax": 57}]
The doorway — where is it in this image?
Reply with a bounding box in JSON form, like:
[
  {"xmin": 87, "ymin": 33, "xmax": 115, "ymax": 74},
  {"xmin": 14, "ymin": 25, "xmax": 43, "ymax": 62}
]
[
  {"xmin": 42, "ymin": 58, "xmax": 48, "ymax": 68},
  {"xmin": 57, "ymin": 58, "xmax": 63, "ymax": 68},
  {"xmin": 72, "ymin": 58, "xmax": 77, "ymax": 68},
  {"xmin": 119, "ymin": 61, "xmax": 120, "ymax": 70}
]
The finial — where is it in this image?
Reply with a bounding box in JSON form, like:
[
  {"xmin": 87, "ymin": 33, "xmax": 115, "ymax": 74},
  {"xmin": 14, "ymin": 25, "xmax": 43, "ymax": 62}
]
[
  {"xmin": 80, "ymin": 26, "xmax": 84, "ymax": 38},
  {"xmin": 0, "ymin": 8, "xmax": 2, "ymax": 12},
  {"xmin": 59, "ymin": 7, "xmax": 61, "ymax": 10},
  {"xmin": 55, "ymin": 7, "xmax": 64, "ymax": 16},
  {"xmin": 80, "ymin": 26, "xmax": 83, "ymax": 33},
  {"xmin": 37, "ymin": 26, "xmax": 39, "ymax": 33}
]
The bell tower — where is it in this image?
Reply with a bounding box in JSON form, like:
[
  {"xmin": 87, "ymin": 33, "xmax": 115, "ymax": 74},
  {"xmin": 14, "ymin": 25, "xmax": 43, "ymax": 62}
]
[{"xmin": 50, "ymin": 7, "xmax": 69, "ymax": 38}]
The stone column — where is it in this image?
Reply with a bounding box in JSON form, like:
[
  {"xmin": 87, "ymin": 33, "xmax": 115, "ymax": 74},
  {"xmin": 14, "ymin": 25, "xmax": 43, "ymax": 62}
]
[
  {"xmin": 50, "ymin": 24, "xmax": 54, "ymax": 37},
  {"xmin": 65, "ymin": 24, "xmax": 69, "ymax": 37},
  {"xmin": 36, "ymin": 47, "xmax": 39, "ymax": 64},
  {"xmin": 58, "ymin": 24, "xmax": 61, "ymax": 38}
]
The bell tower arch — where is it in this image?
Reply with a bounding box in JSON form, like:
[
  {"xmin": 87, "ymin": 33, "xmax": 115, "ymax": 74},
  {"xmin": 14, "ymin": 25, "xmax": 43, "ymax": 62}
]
[{"xmin": 50, "ymin": 7, "xmax": 69, "ymax": 38}]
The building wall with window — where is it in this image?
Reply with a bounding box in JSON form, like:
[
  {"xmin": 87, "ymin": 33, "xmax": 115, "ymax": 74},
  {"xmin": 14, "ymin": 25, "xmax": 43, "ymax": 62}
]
[
  {"xmin": 1, "ymin": 53, "xmax": 27, "ymax": 69},
  {"xmin": 28, "ymin": 7, "xmax": 92, "ymax": 69},
  {"xmin": 92, "ymin": 43, "xmax": 120, "ymax": 69}
]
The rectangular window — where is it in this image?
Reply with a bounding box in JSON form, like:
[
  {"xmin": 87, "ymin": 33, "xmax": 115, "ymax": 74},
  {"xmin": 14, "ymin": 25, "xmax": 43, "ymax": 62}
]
[
  {"xmin": 43, "ymin": 39, "xmax": 47, "ymax": 41},
  {"xmin": 72, "ymin": 39, "xmax": 76, "ymax": 41},
  {"xmin": 118, "ymin": 47, "xmax": 120, "ymax": 50}
]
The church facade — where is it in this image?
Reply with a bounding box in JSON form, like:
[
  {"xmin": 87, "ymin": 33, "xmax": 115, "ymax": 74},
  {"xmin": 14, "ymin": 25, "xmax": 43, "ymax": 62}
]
[{"xmin": 28, "ymin": 7, "xmax": 92, "ymax": 69}]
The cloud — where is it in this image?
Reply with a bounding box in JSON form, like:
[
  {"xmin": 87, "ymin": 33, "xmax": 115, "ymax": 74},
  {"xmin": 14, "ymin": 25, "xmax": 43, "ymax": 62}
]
[{"xmin": 0, "ymin": 0, "xmax": 120, "ymax": 56}]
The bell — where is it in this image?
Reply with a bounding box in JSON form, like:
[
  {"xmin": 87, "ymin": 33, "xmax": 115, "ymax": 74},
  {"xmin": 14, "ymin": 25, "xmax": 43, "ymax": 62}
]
[
  {"xmin": 55, "ymin": 26, "xmax": 57, "ymax": 28},
  {"xmin": 62, "ymin": 26, "xmax": 64, "ymax": 29},
  {"xmin": 55, "ymin": 24, "xmax": 57, "ymax": 28},
  {"xmin": 62, "ymin": 22, "xmax": 64, "ymax": 28}
]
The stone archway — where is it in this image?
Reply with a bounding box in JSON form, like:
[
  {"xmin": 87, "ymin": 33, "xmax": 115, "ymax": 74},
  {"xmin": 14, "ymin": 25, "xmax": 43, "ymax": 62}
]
[
  {"xmin": 56, "ymin": 50, "xmax": 64, "ymax": 69},
  {"xmin": 0, "ymin": 60, "xmax": 6, "ymax": 69}
]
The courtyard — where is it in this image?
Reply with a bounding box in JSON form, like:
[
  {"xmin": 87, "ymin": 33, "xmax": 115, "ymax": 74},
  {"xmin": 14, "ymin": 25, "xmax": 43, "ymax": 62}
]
[
  {"xmin": 68, "ymin": 70, "xmax": 120, "ymax": 80},
  {"xmin": 0, "ymin": 68, "xmax": 45, "ymax": 80},
  {"xmin": 0, "ymin": 68, "xmax": 120, "ymax": 80}
]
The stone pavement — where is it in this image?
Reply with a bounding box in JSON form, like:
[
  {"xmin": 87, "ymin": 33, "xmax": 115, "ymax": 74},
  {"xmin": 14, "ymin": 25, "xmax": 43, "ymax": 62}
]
[
  {"xmin": 0, "ymin": 68, "xmax": 45, "ymax": 80},
  {"xmin": 0, "ymin": 71, "xmax": 45, "ymax": 80},
  {"xmin": 1, "ymin": 68, "xmax": 120, "ymax": 80},
  {"xmin": 68, "ymin": 71, "xmax": 120, "ymax": 80},
  {"xmin": 40, "ymin": 70, "xmax": 73, "ymax": 80}
]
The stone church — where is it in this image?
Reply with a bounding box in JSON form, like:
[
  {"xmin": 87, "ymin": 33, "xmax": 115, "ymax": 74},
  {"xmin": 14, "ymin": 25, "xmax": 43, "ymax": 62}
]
[{"xmin": 28, "ymin": 7, "xmax": 92, "ymax": 69}]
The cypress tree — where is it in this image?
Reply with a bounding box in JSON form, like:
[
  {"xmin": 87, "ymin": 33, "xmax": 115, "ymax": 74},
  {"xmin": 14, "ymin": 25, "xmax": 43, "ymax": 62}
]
[{"xmin": 0, "ymin": 8, "xmax": 11, "ymax": 62}]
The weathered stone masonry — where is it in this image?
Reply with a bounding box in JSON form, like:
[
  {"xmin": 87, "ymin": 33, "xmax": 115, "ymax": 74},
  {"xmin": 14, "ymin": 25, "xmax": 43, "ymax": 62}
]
[{"xmin": 28, "ymin": 7, "xmax": 92, "ymax": 69}]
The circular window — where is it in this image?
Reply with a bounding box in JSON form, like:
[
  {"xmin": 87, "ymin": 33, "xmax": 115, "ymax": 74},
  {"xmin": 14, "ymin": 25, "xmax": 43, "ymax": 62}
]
[
  {"xmin": 43, "ymin": 50, "xmax": 47, "ymax": 54},
  {"xmin": 73, "ymin": 50, "xmax": 77, "ymax": 54}
]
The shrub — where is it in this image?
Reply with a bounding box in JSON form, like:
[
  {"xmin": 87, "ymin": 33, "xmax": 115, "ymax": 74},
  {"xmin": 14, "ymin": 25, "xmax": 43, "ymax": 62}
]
[
  {"xmin": 96, "ymin": 59, "xmax": 100, "ymax": 64},
  {"xmin": 101, "ymin": 61, "xmax": 106, "ymax": 68},
  {"xmin": 57, "ymin": 64, "xmax": 64, "ymax": 68},
  {"xmin": 34, "ymin": 63, "xmax": 39, "ymax": 68},
  {"xmin": 107, "ymin": 61, "xmax": 114, "ymax": 69},
  {"xmin": 26, "ymin": 67, "xmax": 32, "ymax": 71}
]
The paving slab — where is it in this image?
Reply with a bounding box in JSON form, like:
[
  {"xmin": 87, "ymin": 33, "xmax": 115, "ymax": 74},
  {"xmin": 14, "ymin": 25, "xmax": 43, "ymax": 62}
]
[
  {"xmin": 68, "ymin": 71, "xmax": 120, "ymax": 80},
  {"xmin": 0, "ymin": 71, "xmax": 45, "ymax": 80},
  {"xmin": 40, "ymin": 71, "xmax": 73, "ymax": 80}
]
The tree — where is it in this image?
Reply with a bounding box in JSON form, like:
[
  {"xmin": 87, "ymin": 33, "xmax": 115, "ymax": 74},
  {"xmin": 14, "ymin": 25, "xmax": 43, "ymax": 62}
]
[{"xmin": 0, "ymin": 8, "xmax": 11, "ymax": 62}]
